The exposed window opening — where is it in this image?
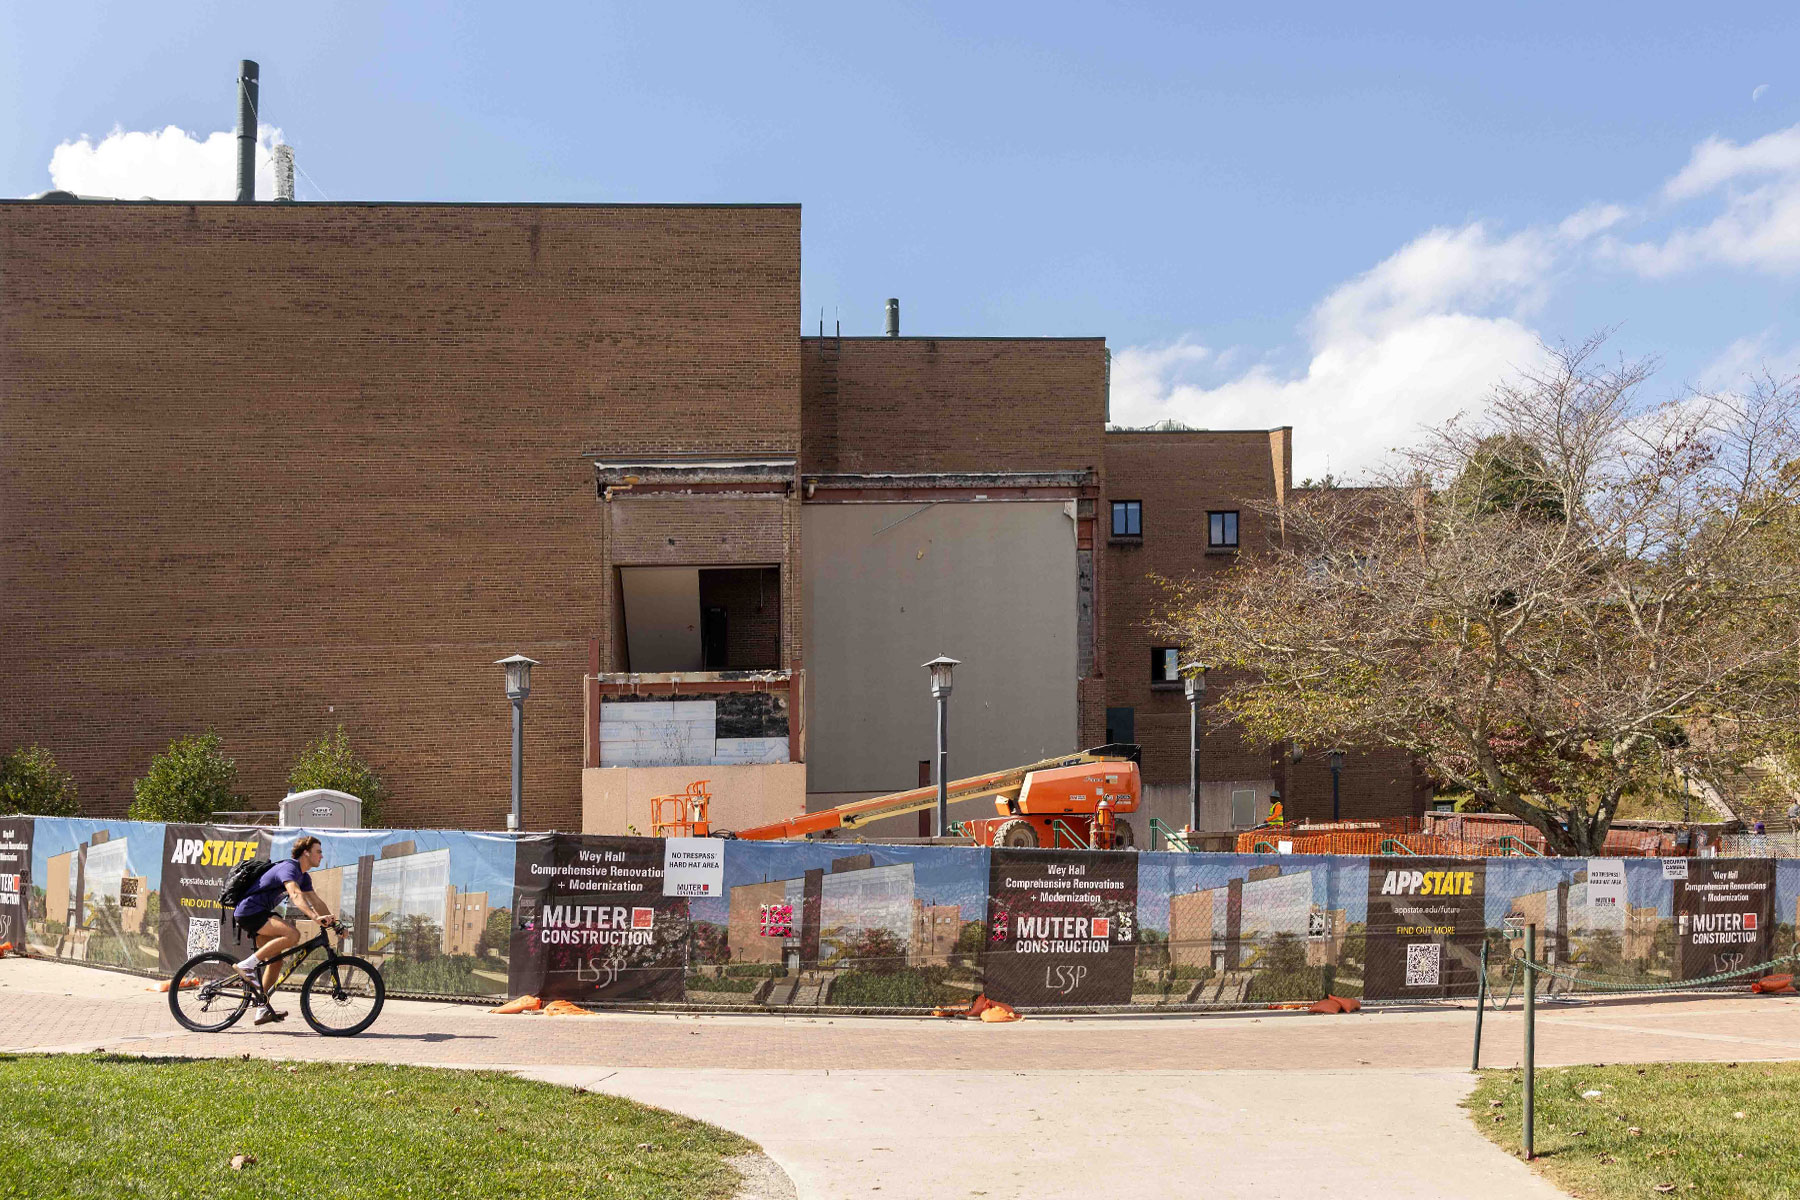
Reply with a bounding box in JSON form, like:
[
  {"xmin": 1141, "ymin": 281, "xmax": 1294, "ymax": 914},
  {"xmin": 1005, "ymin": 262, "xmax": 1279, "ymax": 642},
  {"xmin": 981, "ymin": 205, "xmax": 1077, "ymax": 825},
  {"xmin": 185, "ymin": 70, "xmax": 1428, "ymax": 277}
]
[
  {"xmin": 619, "ymin": 565, "xmax": 781, "ymax": 672},
  {"xmin": 1151, "ymin": 646, "xmax": 1182, "ymax": 684}
]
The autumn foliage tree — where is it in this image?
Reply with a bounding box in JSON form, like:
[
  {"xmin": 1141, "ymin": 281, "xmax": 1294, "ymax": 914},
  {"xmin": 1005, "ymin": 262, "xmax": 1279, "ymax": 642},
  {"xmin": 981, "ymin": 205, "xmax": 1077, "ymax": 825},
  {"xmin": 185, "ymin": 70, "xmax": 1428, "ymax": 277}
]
[{"xmin": 1158, "ymin": 338, "xmax": 1800, "ymax": 855}]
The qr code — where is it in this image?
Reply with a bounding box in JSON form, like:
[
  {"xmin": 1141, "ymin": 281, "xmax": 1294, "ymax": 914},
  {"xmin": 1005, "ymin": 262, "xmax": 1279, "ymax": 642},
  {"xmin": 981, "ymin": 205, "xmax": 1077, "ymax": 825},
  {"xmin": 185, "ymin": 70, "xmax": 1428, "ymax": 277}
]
[
  {"xmin": 1405, "ymin": 942, "xmax": 1441, "ymax": 987},
  {"xmin": 187, "ymin": 917, "xmax": 221, "ymax": 957}
]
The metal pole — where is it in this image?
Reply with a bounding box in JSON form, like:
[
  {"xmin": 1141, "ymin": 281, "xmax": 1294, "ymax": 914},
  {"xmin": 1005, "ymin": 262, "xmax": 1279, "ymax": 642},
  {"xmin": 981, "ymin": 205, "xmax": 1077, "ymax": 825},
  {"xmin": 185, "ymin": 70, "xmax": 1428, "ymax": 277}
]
[
  {"xmin": 1472, "ymin": 939, "xmax": 1488, "ymax": 1071},
  {"xmin": 236, "ymin": 60, "xmax": 259, "ymax": 203},
  {"xmin": 1188, "ymin": 695, "xmax": 1200, "ymax": 833},
  {"xmin": 935, "ymin": 693, "xmax": 949, "ymax": 837},
  {"xmin": 509, "ymin": 696, "xmax": 524, "ymax": 833},
  {"xmin": 1522, "ymin": 923, "xmax": 1537, "ymax": 1160},
  {"xmin": 1331, "ymin": 763, "xmax": 1341, "ymax": 822}
]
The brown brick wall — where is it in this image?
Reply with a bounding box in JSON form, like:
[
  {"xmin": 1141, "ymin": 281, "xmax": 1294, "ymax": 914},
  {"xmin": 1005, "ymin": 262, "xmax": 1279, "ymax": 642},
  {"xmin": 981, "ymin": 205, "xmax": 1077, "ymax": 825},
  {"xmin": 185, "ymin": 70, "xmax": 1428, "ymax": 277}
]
[
  {"xmin": 697, "ymin": 566, "xmax": 783, "ymax": 670},
  {"xmin": 0, "ymin": 201, "xmax": 801, "ymax": 831},
  {"xmin": 1101, "ymin": 429, "xmax": 1423, "ymax": 821},
  {"xmin": 801, "ymin": 337, "xmax": 1107, "ymax": 475}
]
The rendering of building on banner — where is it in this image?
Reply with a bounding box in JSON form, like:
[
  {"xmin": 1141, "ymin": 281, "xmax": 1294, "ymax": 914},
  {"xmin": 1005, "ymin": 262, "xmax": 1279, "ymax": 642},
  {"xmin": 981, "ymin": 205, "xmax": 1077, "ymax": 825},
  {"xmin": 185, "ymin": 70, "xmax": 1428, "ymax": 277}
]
[
  {"xmin": 13, "ymin": 816, "xmax": 1800, "ymax": 1009},
  {"xmin": 0, "ymin": 195, "xmax": 1432, "ymax": 838}
]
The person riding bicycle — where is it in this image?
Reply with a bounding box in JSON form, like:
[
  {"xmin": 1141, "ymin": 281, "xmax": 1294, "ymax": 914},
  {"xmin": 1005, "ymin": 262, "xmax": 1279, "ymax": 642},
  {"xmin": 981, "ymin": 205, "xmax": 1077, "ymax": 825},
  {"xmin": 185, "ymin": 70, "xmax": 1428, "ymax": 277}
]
[{"xmin": 231, "ymin": 835, "xmax": 338, "ymax": 1025}]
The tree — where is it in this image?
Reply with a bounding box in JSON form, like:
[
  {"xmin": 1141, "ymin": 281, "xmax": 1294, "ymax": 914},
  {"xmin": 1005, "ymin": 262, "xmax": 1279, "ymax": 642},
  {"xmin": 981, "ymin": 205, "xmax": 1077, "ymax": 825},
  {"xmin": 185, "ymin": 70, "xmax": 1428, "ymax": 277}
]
[
  {"xmin": 287, "ymin": 725, "xmax": 388, "ymax": 826},
  {"xmin": 1159, "ymin": 338, "xmax": 1800, "ymax": 855},
  {"xmin": 129, "ymin": 733, "xmax": 241, "ymax": 823},
  {"xmin": 0, "ymin": 746, "xmax": 79, "ymax": 816}
]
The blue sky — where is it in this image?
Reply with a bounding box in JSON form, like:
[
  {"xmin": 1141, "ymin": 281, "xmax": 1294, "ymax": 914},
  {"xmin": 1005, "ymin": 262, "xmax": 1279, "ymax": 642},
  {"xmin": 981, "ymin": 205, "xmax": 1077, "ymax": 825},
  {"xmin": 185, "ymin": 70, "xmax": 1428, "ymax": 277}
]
[{"xmin": 6, "ymin": 5, "xmax": 1800, "ymax": 477}]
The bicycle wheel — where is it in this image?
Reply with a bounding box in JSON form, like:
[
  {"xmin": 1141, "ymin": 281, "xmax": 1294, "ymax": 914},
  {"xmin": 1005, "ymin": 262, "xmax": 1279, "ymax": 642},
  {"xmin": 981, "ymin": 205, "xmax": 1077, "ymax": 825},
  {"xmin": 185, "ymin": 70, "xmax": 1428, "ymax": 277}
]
[
  {"xmin": 168, "ymin": 952, "xmax": 254, "ymax": 1033},
  {"xmin": 299, "ymin": 955, "xmax": 385, "ymax": 1037}
]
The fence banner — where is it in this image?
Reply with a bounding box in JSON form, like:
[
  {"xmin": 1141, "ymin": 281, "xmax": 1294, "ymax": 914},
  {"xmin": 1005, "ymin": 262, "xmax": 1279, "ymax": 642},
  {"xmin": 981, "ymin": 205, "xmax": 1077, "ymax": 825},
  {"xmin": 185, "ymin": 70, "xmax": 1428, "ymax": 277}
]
[
  {"xmin": 0, "ymin": 817, "xmax": 32, "ymax": 950},
  {"xmin": 12, "ymin": 815, "xmax": 1800, "ymax": 1009},
  {"xmin": 1365, "ymin": 858, "xmax": 1487, "ymax": 1000},
  {"xmin": 509, "ymin": 834, "xmax": 690, "ymax": 1002},
  {"xmin": 160, "ymin": 824, "xmax": 269, "ymax": 966}
]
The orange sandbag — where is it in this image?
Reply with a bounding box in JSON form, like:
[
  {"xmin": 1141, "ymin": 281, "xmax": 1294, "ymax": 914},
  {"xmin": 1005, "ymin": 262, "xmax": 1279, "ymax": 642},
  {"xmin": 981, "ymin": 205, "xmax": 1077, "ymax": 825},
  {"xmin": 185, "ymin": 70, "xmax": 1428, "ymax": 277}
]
[
  {"xmin": 1307, "ymin": 997, "xmax": 1345, "ymax": 1014},
  {"xmin": 1751, "ymin": 974, "xmax": 1795, "ymax": 994},
  {"xmin": 149, "ymin": 978, "xmax": 202, "ymax": 992},
  {"xmin": 978, "ymin": 1000, "xmax": 1022, "ymax": 1022},
  {"xmin": 489, "ymin": 994, "xmax": 543, "ymax": 1014},
  {"xmin": 543, "ymin": 999, "xmax": 593, "ymax": 1017},
  {"xmin": 1328, "ymin": 994, "xmax": 1363, "ymax": 1013}
]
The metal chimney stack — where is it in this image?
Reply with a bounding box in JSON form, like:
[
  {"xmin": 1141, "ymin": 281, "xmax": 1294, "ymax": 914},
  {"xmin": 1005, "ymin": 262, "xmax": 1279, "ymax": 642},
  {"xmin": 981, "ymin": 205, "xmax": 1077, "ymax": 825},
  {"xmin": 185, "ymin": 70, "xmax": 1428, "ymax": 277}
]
[
  {"xmin": 236, "ymin": 59, "xmax": 259, "ymax": 203},
  {"xmin": 885, "ymin": 298, "xmax": 900, "ymax": 337}
]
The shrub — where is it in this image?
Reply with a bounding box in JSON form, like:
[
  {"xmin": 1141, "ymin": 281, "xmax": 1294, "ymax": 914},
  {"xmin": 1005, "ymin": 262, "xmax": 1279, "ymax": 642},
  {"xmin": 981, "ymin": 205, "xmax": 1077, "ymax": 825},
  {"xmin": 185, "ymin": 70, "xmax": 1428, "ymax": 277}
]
[
  {"xmin": 0, "ymin": 746, "xmax": 79, "ymax": 816},
  {"xmin": 128, "ymin": 733, "xmax": 240, "ymax": 823},
  {"xmin": 287, "ymin": 725, "xmax": 388, "ymax": 825}
]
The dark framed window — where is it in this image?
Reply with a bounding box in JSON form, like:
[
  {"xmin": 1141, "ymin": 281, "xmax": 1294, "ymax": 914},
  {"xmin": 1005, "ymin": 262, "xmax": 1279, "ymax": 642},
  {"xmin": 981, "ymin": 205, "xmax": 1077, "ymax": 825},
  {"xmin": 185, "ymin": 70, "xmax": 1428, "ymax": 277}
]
[
  {"xmin": 1105, "ymin": 706, "xmax": 1136, "ymax": 745},
  {"xmin": 1111, "ymin": 500, "xmax": 1142, "ymax": 538},
  {"xmin": 1209, "ymin": 510, "xmax": 1239, "ymax": 548},
  {"xmin": 1151, "ymin": 646, "xmax": 1182, "ymax": 684}
]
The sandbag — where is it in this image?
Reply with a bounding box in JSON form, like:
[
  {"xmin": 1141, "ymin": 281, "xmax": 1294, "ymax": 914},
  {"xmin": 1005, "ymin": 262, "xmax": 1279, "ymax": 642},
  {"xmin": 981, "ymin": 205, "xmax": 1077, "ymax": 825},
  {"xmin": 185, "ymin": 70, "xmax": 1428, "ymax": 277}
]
[{"xmin": 489, "ymin": 994, "xmax": 543, "ymax": 1014}]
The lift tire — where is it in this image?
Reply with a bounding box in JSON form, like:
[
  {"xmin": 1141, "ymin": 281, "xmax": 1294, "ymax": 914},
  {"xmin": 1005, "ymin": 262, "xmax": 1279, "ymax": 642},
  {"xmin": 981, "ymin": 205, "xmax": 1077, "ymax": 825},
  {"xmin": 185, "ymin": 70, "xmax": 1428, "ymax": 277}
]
[
  {"xmin": 994, "ymin": 819, "xmax": 1040, "ymax": 848},
  {"xmin": 1112, "ymin": 818, "xmax": 1136, "ymax": 850}
]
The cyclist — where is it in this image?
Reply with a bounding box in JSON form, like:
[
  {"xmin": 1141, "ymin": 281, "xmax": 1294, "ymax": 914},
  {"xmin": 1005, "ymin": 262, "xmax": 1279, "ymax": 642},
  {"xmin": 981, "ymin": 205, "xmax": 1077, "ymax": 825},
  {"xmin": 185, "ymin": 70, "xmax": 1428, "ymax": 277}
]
[{"xmin": 231, "ymin": 835, "xmax": 338, "ymax": 1025}]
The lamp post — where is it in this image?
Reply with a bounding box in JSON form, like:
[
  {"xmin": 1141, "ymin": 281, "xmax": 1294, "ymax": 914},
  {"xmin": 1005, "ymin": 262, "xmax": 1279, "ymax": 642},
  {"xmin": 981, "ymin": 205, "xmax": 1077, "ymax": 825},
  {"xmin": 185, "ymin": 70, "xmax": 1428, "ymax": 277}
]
[
  {"xmin": 1328, "ymin": 749, "xmax": 1345, "ymax": 822},
  {"xmin": 923, "ymin": 655, "xmax": 959, "ymax": 837},
  {"xmin": 1182, "ymin": 662, "xmax": 1206, "ymax": 834},
  {"xmin": 496, "ymin": 655, "xmax": 539, "ymax": 832}
]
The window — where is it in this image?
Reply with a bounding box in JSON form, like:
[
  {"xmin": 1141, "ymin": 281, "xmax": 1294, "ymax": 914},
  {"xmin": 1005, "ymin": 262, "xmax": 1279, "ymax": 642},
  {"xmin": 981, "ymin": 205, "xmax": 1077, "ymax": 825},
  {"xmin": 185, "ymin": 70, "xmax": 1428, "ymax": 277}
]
[
  {"xmin": 1208, "ymin": 510, "xmax": 1239, "ymax": 548},
  {"xmin": 1111, "ymin": 500, "xmax": 1141, "ymax": 538},
  {"xmin": 1151, "ymin": 647, "xmax": 1182, "ymax": 684},
  {"xmin": 1105, "ymin": 706, "xmax": 1135, "ymax": 745}
]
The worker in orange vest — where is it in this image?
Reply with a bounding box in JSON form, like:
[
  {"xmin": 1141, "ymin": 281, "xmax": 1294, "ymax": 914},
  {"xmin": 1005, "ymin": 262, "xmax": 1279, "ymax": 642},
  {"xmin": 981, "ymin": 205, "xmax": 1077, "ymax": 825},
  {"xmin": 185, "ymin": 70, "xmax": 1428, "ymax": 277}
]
[
  {"xmin": 1267, "ymin": 790, "xmax": 1286, "ymax": 828},
  {"xmin": 1093, "ymin": 798, "xmax": 1116, "ymax": 850}
]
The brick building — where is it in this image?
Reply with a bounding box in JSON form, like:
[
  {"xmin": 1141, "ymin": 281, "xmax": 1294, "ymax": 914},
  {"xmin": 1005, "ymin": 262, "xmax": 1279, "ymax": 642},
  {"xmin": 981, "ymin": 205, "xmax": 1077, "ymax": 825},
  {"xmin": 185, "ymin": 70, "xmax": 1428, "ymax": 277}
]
[{"xmin": 0, "ymin": 196, "xmax": 1424, "ymax": 833}]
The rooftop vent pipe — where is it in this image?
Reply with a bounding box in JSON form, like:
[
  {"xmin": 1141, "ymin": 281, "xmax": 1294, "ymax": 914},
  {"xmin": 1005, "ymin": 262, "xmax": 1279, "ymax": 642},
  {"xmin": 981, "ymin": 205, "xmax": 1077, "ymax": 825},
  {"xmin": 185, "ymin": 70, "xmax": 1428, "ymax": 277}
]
[
  {"xmin": 236, "ymin": 59, "xmax": 259, "ymax": 203},
  {"xmin": 885, "ymin": 297, "xmax": 899, "ymax": 337}
]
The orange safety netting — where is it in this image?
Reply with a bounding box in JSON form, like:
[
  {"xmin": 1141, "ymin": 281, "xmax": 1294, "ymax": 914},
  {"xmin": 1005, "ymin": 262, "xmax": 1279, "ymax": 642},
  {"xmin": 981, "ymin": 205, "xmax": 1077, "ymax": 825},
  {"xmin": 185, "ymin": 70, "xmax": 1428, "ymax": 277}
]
[{"xmin": 1233, "ymin": 815, "xmax": 1681, "ymax": 857}]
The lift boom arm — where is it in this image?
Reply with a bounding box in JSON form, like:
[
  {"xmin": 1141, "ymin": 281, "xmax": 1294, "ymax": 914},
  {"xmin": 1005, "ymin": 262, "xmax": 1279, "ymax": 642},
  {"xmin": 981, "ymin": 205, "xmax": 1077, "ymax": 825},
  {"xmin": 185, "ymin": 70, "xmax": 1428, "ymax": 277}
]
[{"xmin": 731, "ymin": 746, "xmax": 1137, "ymax": 840}]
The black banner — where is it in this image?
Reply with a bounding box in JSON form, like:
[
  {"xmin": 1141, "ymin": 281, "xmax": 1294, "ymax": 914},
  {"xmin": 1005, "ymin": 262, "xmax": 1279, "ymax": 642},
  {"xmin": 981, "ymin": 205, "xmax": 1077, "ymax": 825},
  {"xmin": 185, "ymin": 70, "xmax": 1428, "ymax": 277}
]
[
  {"xmin": 1365, "ymin": 857, "xmax": 1486, "ymax": 999},
  {"xmin": 0, "ymin": 817, "xmax": 31, "ymax": 950},
  {"xmin": 984, "ymin": 848, "xmax": 1137, "ymax": 1006},
  {"xmin": 510, "ymin": 834, "xmax": 690, "ymax": 1002},
  {"xmin": 158, "ymin": 825, "xmax": 270, "ymax": 969},
  {"xmin": 1675, "ymin": 859, "xmax": 1775, "ymax": 982}
]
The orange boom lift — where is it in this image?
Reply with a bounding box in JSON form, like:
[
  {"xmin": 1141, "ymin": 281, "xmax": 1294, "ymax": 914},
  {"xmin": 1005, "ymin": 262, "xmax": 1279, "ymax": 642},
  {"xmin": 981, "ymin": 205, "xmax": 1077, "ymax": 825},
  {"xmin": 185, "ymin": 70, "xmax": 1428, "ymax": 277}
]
[{"xmin": 732, "ymin": 745, "xmax": 1142, "ymax": 849}]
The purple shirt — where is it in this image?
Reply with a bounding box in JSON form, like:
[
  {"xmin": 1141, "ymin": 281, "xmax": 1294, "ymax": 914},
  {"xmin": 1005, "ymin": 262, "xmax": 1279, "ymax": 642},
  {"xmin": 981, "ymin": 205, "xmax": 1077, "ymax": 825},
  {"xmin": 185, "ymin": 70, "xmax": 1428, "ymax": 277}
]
[{"xmin": 234, "ymin": 859, "xmax": 313, "ymax": 918}]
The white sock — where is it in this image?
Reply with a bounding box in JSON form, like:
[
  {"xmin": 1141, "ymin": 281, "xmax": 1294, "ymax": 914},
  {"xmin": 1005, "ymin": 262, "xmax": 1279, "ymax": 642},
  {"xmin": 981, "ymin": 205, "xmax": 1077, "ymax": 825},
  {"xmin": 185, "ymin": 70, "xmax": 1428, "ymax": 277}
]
[{"xmin": 236, "ymin": 953, "xmax": 261, "ymax": 972}]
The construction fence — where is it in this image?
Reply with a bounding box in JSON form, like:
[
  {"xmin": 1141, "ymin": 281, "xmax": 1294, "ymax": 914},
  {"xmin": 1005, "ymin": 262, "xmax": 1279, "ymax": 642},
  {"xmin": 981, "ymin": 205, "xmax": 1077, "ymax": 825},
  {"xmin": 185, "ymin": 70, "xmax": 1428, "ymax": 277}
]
[{"xmin": 4, "ymin": 815, "xmax": 1796, "ymax": 1011}]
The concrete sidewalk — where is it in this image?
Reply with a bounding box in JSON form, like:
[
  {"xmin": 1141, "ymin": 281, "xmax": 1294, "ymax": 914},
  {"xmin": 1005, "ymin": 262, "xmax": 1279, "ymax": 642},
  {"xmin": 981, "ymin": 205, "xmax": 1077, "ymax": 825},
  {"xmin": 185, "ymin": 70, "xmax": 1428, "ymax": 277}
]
[{"xmin": 6, "ymin": 958, "xmax": 1799, "ymax": 1198}]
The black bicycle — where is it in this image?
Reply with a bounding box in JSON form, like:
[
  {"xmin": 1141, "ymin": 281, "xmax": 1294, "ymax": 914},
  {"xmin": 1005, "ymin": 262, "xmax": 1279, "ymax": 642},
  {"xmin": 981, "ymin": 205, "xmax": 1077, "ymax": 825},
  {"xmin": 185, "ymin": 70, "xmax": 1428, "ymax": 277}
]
[{"xmin": 168, "ymin": 920, "xmax": 385, "ymax": 1037}]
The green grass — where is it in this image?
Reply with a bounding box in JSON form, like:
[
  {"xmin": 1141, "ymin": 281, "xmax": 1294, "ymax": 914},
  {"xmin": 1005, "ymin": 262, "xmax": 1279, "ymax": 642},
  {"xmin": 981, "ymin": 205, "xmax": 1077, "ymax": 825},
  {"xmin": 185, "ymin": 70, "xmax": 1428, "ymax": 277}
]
[
  {"xmin": 0, "ymin": 1054, "xmax": 754, "ymax": 1200},
  {"xmin": 1466, "ymin": 1061, "xmax": 1800, "ymax": 1200}
]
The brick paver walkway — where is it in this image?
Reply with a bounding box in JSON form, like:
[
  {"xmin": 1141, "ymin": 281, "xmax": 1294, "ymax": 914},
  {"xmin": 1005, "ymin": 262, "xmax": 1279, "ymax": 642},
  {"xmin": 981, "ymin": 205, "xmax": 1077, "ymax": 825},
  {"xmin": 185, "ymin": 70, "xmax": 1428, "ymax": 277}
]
[{"xmin": 6, "ymin": 958, "xmax": 1799, "ymax": 1198}]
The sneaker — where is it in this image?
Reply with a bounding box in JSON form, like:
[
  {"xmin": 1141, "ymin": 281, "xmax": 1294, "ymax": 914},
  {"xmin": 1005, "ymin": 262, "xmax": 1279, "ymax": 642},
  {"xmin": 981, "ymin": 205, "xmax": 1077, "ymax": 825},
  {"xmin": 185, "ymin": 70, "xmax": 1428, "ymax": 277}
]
[{"xmin": 252, "ymin": 1007, "xmax": 287, "ymax": 1026}]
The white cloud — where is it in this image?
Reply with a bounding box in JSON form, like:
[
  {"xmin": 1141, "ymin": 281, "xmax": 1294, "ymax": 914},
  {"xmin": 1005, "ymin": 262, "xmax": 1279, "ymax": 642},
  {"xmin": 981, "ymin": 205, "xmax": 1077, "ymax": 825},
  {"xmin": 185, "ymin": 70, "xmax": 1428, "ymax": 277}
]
[
  {"xmin": 1114, "ymin": 123, "xmax": 1800, "ymax": 480},
  {"xmin": 1662, "ymin": 127, "xmax": 1800, "ymax": 201},
  {"xmin": 1111, "ymin": 222, "xmax": 1555, "ymax": 480},
  {"xmin": 1604, "ymin": 125, "xmax": 1800, "ymax": 276},
  {"xmin": 48, "ymin": 124, "xmax": 284, "ymax": 201}
]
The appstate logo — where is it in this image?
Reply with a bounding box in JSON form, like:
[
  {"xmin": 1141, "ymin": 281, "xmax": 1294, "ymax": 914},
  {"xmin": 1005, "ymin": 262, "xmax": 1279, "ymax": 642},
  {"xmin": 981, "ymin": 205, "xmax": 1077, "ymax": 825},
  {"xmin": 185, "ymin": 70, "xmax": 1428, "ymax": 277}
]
[
  {"xmin": 1379, "ymin": 869, "xmax": 1477, "ymax": 896},
  {"xmin": 168, "ymin": 838, "xmax": 261, "ymax": 868}
]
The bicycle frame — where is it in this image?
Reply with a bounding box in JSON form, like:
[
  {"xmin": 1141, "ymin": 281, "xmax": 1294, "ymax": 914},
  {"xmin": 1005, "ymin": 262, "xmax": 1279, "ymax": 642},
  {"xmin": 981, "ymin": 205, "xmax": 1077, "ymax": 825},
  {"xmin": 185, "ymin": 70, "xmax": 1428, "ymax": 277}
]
[{"xmin": 242, "ymin": 924, "xmax": 352, "ymax": 1001}]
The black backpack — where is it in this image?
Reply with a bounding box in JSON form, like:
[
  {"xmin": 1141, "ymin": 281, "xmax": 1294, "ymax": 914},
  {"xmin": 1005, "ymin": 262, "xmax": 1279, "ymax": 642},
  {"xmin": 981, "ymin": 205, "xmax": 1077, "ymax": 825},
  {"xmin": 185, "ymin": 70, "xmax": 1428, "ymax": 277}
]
[{"xmin": 218, "ymin": 857, "xmax": 274, "ymax": 909}]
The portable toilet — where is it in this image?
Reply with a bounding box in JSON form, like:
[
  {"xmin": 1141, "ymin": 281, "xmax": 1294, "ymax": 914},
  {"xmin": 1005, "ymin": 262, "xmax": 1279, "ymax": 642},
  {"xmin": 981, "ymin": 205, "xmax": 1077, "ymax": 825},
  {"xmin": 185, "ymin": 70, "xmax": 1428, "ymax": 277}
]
[{"xmin": 279, "ymin": 788, "xmax": 364, "ymax": 829}]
